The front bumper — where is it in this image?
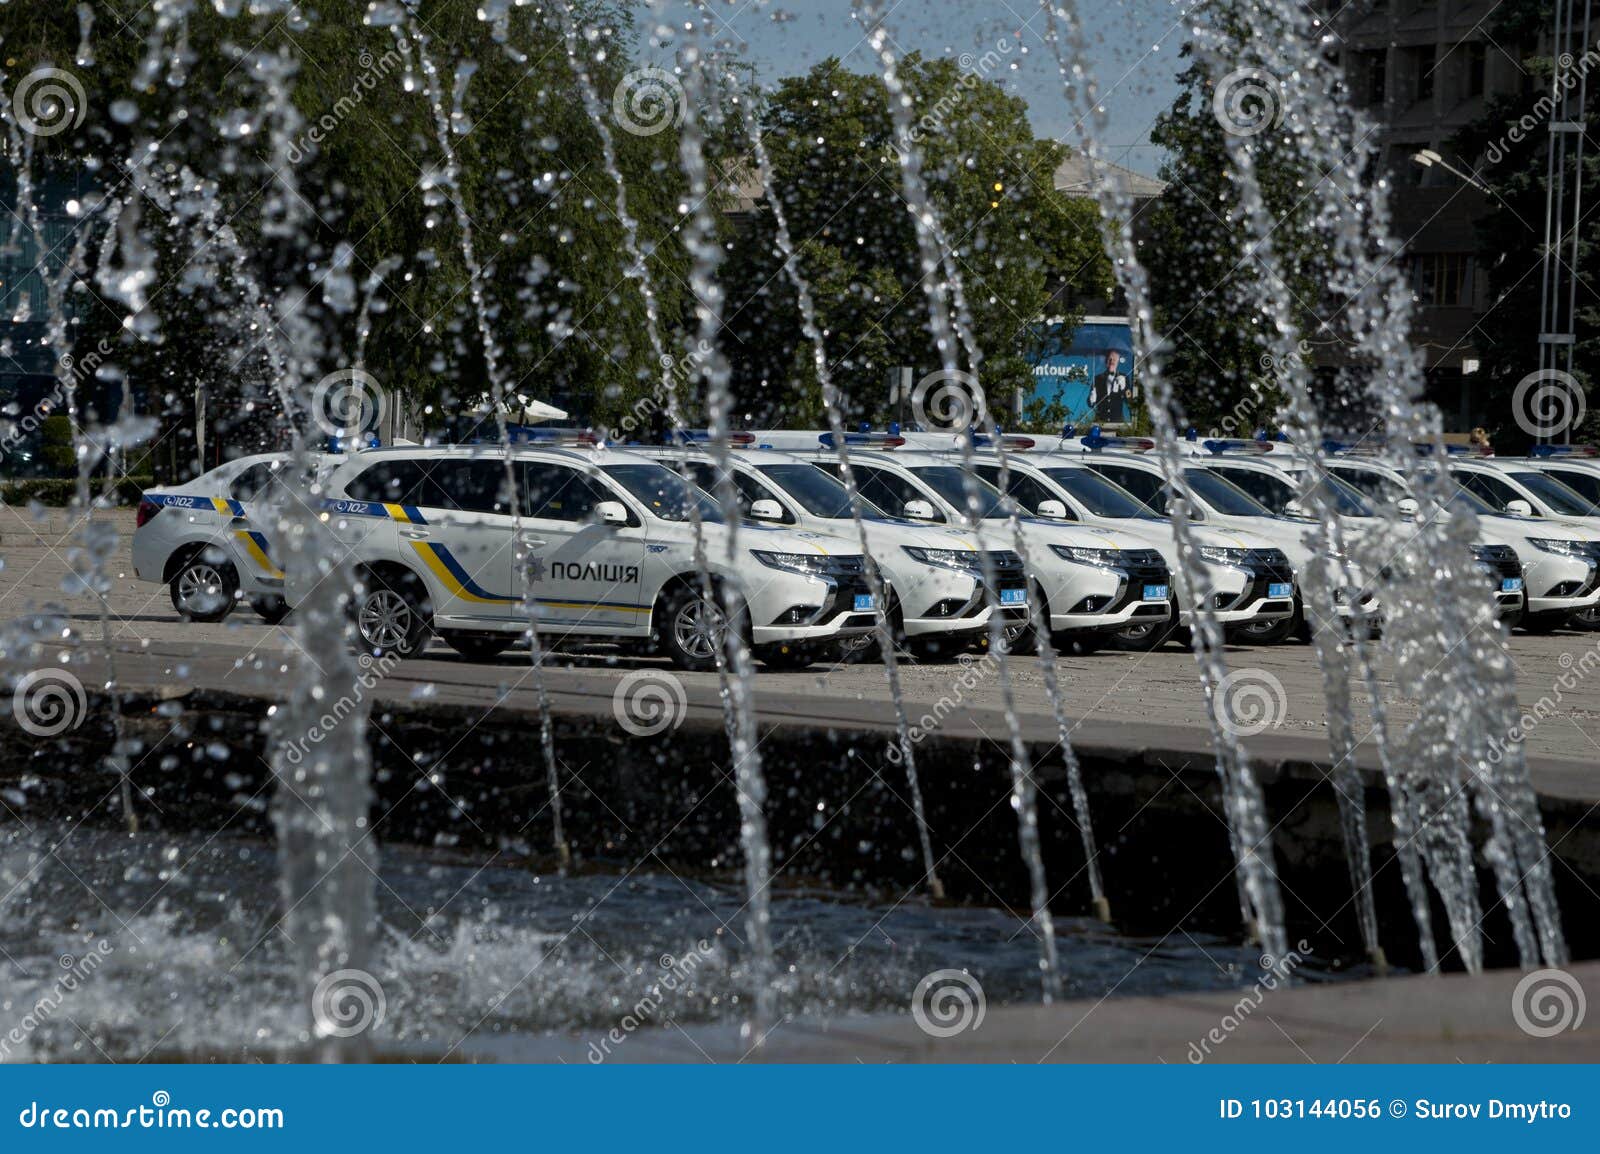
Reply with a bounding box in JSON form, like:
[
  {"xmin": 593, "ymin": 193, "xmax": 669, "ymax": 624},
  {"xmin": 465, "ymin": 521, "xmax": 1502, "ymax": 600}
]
[
  {"xmin": 899, "ymin": 551, "xmax": 1029, "ymax": 639},
  {"xmin": 751, "ymin": 563, "xmax": 877, "ymax": 643},
  {"xmin": 1045, "ymin": 549, "xmax": 1175, "ymax": 633},
  {"xmin": 1521, "ymin": 548, "xmax": 1600, "ymax": 614},
  {"xmin": 1180, "ymin": 551, "xmax": 1297, "ymax": 625}
]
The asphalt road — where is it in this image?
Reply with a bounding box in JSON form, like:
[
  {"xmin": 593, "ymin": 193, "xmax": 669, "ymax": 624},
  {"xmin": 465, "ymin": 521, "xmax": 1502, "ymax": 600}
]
[{"xmin": 7, "ymin": 506, "xmax": 1600, "ymax": 770}]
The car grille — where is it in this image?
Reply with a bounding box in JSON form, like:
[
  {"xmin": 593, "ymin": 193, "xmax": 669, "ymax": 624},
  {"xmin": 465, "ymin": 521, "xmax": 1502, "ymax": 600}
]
[
  {"xmin": 1471, "ymin": 544, "xmax": 1521, "ymax": 584},
  {"xmin": 1100, "ymin": 553, "xmax": 1173, "ymax": 614}
]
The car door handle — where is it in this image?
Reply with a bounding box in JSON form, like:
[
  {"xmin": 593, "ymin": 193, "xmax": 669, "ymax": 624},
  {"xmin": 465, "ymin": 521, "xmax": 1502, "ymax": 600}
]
[
  {"xmin": 400, "ymin": 528, "xmax": 429, "ymax": 540},
  {"xmin": 229, "ymin": 517, "xmax": 250, "ymax": 528},
  {"xmin": 519, "ymin": 534, "xmax": 548, "ymax": 547}
]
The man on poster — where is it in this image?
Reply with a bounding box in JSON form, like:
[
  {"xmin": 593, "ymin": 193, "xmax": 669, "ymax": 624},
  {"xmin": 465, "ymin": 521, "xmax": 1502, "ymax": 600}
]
[{"xmin": 1090, "ymin": 349, "xmax": 1131, "ymax": 423}]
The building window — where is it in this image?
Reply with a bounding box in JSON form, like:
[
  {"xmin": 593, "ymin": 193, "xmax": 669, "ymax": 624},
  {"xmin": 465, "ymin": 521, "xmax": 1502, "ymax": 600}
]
[
  {"xmin": 1466, "ymin": 41, "xmax": 1486, "ymax": 98},
  {"xmin": 1410, "ymin": 253, "xmax": 1473, "ymax": 307},
  {"xmin": 1355, "ymin": 49, "xmax": 1387, "ymax": 106},
  {"xmin": 1408, "ymin": 44, "xmax": 1436, "ymax": 103}
]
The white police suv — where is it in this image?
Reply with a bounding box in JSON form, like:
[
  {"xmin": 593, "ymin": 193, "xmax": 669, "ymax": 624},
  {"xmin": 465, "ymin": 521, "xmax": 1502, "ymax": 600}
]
[
  {"xmin": 132, "ymin": 453, "xmax": 327, "ymax": 623},
  {"xmin": 633, "ymin": 435, "xmax": 1027, "ymax": 657},
  {"xmin": 292, "ymin": 438, "xmax": 875, "ymax": 670},
  {"xmin": 752, "ymin": 431, "xmax": 1176, "ymax": 652},
  {"xmin": 895, "ymin": 433, "xmax": 1294, "ymax": 649},
  {"xmin": 1327, "ymin": 453, "xmax": 1599, "ymax": 631}
]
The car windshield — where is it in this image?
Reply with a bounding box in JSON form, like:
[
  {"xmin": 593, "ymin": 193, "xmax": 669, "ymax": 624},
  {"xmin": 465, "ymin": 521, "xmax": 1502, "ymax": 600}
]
[
  {"xmin": 1181, "ymin": 468, "xmax": 1273, "ymax": 516},
  {"xmin": 908, "ymin": 466, "xmax": 1010, "ymax": 520},
  {"xmin": 1506, "ymin": 469, "xmax": 1598, "ymax": 517},
  {"xmin": 757, "ymin": 463, "xmax": 884, "ymax": 518},
  {"xmin": 1278, "ymin": 470, "xmax": 1376, "ymax": 517},
  {"xmin": 1038, "ymin": 467, "xmax": 1154, "ymax": 518},
  {"xmin": 601, "ymin": 463, "xmax": 723, "ymax": 523}
]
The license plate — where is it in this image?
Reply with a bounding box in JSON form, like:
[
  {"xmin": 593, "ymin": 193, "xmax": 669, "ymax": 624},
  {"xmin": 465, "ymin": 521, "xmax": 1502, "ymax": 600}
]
[
  {"xmin": 1000, "ymin": 587, "xmax": 1027, "ymax": 605},
  {"xmin": 853, "ymin": 593, "xmax": 875, "ymax": 611},
  {"xmin": 1267, "ymin": 582, "xmax": 1294, "ymax": 599},
  {"xmin": 1501, "ymin": 577, "xmax": 1524, "ymax": 592},
  {"xmin": 1143, "ymin": 584, "xmax": 1170, "ymax": 601}
]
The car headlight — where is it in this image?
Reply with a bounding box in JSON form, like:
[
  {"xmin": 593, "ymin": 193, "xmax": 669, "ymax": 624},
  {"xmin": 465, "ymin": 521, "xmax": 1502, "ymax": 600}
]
[
  {"xmin": 902, "ymin": 546, "xmax": 983, "ymax": 572},
  {"xmin": 750, "ymin": 550, "xmax": 835, "ymax": 577},
  {"xmin": 1049, "ymin": 545, "xmax": 1126, "ymax": 568},
  {"xmin": 1198, "ymin": 546, "xmax": 1249, "ymax": 565},
  {"xmin": 1528, "ymin": 538, "xmax": 1594, "ymax": 559}
]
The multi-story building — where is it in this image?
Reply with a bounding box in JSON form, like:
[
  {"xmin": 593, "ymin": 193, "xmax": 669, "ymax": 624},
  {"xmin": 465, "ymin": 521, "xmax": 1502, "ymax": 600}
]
[{"xmin": 1328, "ymin": 0, "xmax": 1595, "ymax": 428}]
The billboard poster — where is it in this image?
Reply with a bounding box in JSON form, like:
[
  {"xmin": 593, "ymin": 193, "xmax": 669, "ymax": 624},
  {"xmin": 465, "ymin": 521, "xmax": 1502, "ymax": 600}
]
[{"xmin": 1027, "ymin": 317, "xmax": 1135, "ymax": 424}]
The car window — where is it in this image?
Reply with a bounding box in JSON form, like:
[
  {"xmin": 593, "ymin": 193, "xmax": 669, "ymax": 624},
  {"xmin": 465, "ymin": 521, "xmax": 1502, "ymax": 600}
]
[
  {"xmin": 820, "ymin": 463, "xmax": 947, "ymax": 523},
  {"xmin": 1453, "ymin": 469, "xmax": 1529, "ymax": 514},
  {"xmin": 1182, "ymin": 468, "xmax": 1272, "ymax": 516},
  {"xmin": 427, "ymin": 459, "xmax": 516, "ymax": 516},
  {"xmin": 1544, "ymin": 467, "xmax": 1600, "ymax": 506},
  {"xmin": 346, "ymin": 459, "xmax": 440, "ymax": 506},
  {"xmin": 682, "ymin": 461, "xmax": 790, "ymax": 522},
  {"xmin": 1505, "ymin": 469, "xmax": 1597, "ymax": 517},
  {"xmin": 1330, "ymin": 465, "xmax": 1405, "ymax": 505},
  {"xmin": 972, "ymin": 465, "xmax": 1072, "ymax": 518},
  {"xmin": 1085, "ymin": 462, "xmax": 1164, "ymax": 509},
  {"xmin": 1037, "ymin": 466, "xmax": 1154, "ymax": 518},
  {"xmin": 230, "ymin": 463, "xmax": 278, "ymax": 502},
  {"xmin": 1209, "ymin": 466, "xmax": 1298, "ymax": 513},
  {"xmin": 601, "ymin": 463, "xmax": 723, "ymax": 523},
  {"xmin": 757, "ymin": 463, "xmax": 877, "ymax": 519},
  {"xmin": 520, "ymin": 461, "xmax": 610, "ymax": 522}
]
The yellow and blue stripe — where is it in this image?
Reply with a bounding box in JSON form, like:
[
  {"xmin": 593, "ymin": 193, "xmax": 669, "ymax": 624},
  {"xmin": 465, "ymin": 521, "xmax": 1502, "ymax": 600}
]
[{"xmin": 234, "ymin": 530, "xmax": 284, "ymax": 578}]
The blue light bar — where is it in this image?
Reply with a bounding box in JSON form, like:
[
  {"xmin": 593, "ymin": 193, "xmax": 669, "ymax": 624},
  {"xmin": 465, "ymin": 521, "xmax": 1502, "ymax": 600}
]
[
  {"xmin": 664, "ymin": 429, "xmax": 755, "ymax": 447},
  {"xmin": 818, "ymin": 431, "xmax": 905, "ymax": 449},
  {"xmin": 1530, "ymin": 444, "xmax": 1599, "ymax": 458},
  {"xmin": 1202, "ymin": 438, "xmax": 1272, "ymax": 455},
  {"xmin": 1080, "ymin": 426, "xmax": 1155, "ymax": 453}
]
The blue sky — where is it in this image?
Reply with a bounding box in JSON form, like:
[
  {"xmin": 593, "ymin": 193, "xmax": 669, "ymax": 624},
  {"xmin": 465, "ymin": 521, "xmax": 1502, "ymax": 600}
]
[{"xmin": 648, "ymin": 0, "xmax": 1186, "ymax": 176}]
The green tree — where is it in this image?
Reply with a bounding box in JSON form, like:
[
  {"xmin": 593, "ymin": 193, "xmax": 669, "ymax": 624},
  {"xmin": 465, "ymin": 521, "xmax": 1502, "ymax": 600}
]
[
  {"xmin": 0, "ymin": 0, "xmax": 703, "ymax": 459},
  {"xmin": 721, "ymin": 55, "xmax": 1109, "ymax": 427},
  {"xmin": 1143, "ymin": 41, "xmax": 1333, "ymax": 434}
]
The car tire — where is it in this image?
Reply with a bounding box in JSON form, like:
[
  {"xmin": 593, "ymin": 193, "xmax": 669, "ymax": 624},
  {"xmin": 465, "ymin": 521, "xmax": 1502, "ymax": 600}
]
[
  {"xmin": 170, "ymin": 552, "xmax": 239, "ymax": 622},
  {"xmin": 441, "ymin": 631, "xmax": 515, "ymax": 661},
  {"xmin": 352, "ymin": 568, "xmax": 429, "ymax": 658},
  {"xmin": 656, "ymin": 584, "xmax": 742, "ymax": 672},
  {"xmin": 1227, "ymin": 614, "xmax": 1298, "ymax": 645},
  {"xmin": 1108, "ymin": 617, "xmax": 1177, "ymax": 652},
  {"xmin": 250, "ymin": 594, "xmax": 290, "ymax": 625},
  {"xmin": 1567, "ymin": 605, "xmax": 1600, "ymax": 632}
]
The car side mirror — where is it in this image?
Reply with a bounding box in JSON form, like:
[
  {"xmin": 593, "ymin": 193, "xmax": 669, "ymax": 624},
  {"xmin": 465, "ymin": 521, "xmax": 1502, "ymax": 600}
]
[
  {"xmin": 1284, "ymin": 499, "xmax": 1303, "ymax": 516},
  {"xmin": 1396, "ymin": 497, "xmax": 1419, "ymax": 517},
  {"xmin": 1505, "ymin": 499, "xmax": 1534, "ymax": 517},
  {"xmin": 749, "ymin": 498, "xmax": 784, "ymax": 522},
  {"xmin": 596, "ymin": 500, "xmax": 629, "ymax": 526},
  {"xmin": 1036, "ymin": 499, "xmax": 1069, "ymax": 520},
  {"xmin": 903, "ymin": 499, "xmax": 937, "ymax": 521}
]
